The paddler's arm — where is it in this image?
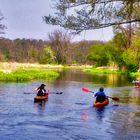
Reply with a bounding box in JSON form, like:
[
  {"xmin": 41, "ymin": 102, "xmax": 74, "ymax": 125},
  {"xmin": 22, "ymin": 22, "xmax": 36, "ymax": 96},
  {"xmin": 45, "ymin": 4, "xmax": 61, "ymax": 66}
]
[
  {"xmin": 92, "ymin": 92, "xmax": 97, "ymax": 97},
  {"xmin": 34, "ymin": 88, "xmax": 39, "ymax": 93}
]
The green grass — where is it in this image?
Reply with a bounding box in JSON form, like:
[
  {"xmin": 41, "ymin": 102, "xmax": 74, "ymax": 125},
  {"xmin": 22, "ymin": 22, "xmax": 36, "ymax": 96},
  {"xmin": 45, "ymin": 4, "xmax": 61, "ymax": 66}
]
[
  {"xmin": 83, "ymin": 68, "xmax": 125, "ymax": 75},
  {"xmin": 0, "ymin": 68, "xmax": 59, "ymax": 82}
]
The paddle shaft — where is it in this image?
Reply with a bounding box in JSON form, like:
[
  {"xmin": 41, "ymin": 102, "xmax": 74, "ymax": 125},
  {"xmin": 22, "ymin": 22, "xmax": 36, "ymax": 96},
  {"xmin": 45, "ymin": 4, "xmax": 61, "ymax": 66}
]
[{"xmin": 24, "ymin": 92, "xmax": 63, "ymax": 94}]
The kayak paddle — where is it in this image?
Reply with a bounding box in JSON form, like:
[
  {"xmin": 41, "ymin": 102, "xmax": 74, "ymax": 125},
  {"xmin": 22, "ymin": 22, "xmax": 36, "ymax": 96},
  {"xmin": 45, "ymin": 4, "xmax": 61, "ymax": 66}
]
[
  {"xmin": 82, "ymin": 88, "xmax": 94, "ymax": 93},
  {"xmin": 82, "ymin": 87, "xmax": 119, "ymax": 101},
  {"xmin": 49, "ymin": 92, "xmax": 63, "ymax": 94},
  {"xmin": 24, "ymin": 92, "xmax": 63, "ymax": 94}
]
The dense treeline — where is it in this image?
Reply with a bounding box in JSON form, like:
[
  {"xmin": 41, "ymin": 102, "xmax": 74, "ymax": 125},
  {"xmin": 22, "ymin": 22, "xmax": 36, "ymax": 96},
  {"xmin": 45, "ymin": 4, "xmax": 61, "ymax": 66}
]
[
  {"xmin": 0, "ymin": 38, "xmax": 47, "ymax": 63},
  {"xmin": 0, "ymin": 26, "xmax": 140, "ymax": 72},
  {"xmin": 0, "ymin": 36, "xmax": 96, "ymax": 64}
]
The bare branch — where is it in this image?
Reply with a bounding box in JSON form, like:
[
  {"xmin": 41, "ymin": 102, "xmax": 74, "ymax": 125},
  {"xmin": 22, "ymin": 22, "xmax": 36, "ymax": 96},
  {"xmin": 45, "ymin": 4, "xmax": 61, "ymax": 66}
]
[
  {"xmin": 0, "ymin": 11, "xmax": 6, "ymax": 34},
  {"xmin": 44, "ymin": 0, "xmax": 140, "ymax": 34}
]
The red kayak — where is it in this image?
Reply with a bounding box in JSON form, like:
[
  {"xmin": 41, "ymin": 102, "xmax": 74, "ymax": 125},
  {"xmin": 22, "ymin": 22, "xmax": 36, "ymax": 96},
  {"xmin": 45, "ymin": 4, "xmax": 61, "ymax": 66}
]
[
  {"xmin": 93, "ymin": 99, "xmax": 109, "ymax": 108},
  {"xmin": 34, "ymin": 93, "xmax": 48, "ymax": 102},
  {"xmin": 134, "ymin": 85, "xmax": 140, "ymax": 88}
]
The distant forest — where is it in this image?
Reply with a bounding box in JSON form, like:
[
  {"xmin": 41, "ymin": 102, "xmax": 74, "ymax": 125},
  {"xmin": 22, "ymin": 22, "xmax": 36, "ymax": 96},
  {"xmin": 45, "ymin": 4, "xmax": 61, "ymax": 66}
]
[
  {"xmin": 0, "ymin": 37, "xmax": 95, "ymax": 64},
  {"xmin": 0, "ymin": 27, "xmax": 140, "ymax": 72},
  {"xmin": 0, "ymin": 31, "xmax": 98, "ymax": 65}
]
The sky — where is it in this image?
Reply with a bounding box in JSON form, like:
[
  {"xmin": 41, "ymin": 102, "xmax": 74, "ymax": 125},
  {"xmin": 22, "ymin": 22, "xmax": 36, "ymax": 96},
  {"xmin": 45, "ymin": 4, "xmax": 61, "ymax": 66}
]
[{"xmin": 0, "ymin": 0, "xmax": 114, "ymax": 42}]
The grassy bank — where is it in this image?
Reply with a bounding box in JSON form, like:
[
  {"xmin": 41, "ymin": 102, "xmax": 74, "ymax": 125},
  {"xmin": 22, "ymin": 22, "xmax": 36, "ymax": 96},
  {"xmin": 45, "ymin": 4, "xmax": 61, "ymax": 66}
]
[
  {"xmin": 0, "ymin": 62, "xmax": 61, "ymax": 82},
  {"xmin": 0, "ymin": 62, "xmax": 64, "ymax": 73},
  {"xmin": 0, "ymin": 68, "xmax": 59, "ymax": 82},
  {"xmin": 0, "ymin": 62, "xmax": 92, "ymax": 73},
  {"xmin": 83, "ymin": 67, "xmax": 140, "ymax": 80},
  {"xmin": 83, "ymin": 68, "xmax": 125, "ymax": 74},
  {"xmin": 1, "ymin": 62, "xmax": 139, "ymax": 82}
]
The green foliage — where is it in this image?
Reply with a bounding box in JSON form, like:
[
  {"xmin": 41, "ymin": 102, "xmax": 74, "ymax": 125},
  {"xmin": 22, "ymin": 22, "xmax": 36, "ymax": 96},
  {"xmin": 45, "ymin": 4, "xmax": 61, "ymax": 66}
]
[
  {"xmin": 132, "ymin": 37, "xmax": 140, "ymax": 62},
  {"xmin": 83, "ymin": 68, "xmax": 124, "ymax": 75},
  {"xmin": 87, "ymin": 42, "xmax": 120, "ymax": 67},
  {"xmin": 111, "ymin": 30, "xmax": 140, "ymax": 71},
  {"xmin": 127, "ymin": 64, "xmax": 138, "ymax": 72},
  {"xmin": 103, "ymin": 42, "xmax": 120, "ymax": 65},
  {"xmin": 87, "ymin": 43, "xmax": 109, "ymax": 66},
  {"xmin": 0, "ymin": 68, "xmax": 59, "ymax": 82},
  {"xmin": 130, "ymin": 72, "xmax": 140, "ymax": 79},
  {"xmin": 112, "ymin": 32, "xmax": 127, "ymax": 51},
  {"xmin": 39, "ymin": 45, "xmax": 56, "ymax": 64},
  {"xmin": 122, "ymin": 48, "xmax": 138, "ymax": 72}
]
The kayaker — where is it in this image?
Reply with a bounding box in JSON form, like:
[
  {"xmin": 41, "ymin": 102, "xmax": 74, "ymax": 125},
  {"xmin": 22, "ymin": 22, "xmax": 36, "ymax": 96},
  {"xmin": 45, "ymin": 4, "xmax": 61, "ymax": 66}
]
[
  {"xmin": 132, "ymin": 79, "xmax": 140, "ymax": 86},
  {"xmin": 94, "ymin": 87, "xmax": 108, "ymax": 103},
  {"xmin": 34, "ymin": 84, "xmax": 47, "ymax": 96}
]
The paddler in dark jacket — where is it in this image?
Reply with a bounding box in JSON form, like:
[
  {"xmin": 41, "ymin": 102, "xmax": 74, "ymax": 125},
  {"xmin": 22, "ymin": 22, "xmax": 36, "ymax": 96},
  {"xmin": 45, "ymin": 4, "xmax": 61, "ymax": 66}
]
[
  {"xmin": 94, "ymin": 87, "xmax": 107, "ymax": 103},
  {"xmin": 35, "ymin": 84, "xmax": 47, "ymax": 96}
]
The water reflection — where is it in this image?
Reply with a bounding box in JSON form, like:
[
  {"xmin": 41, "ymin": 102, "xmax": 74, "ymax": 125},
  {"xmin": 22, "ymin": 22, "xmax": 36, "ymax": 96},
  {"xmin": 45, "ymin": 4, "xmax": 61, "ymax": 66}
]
[
  {"xmin": 130, "ymin": 88, "xmax": 140, "ymax": 105},
  {"xmin": 117, "ymin": 87, "xmax": 140, "ymax": 105},
  {"xmin": 34, "ymin": 100, "xmax": 47, "ymax": 115},
  {"xmin": 81, "ymin": 107, "xmax": 106, "ymax": 123},
  {"xmin": 81, "ymin": 109, "xmax": 88, "ymax": 122},
  {"xmin": 94, "ymin": 107, "xmax": 106, "ymax": 121},
  {"xmin": 54, "ymin": 68, "xmax": 131, "ymax": 87},
  {"xmin": 131, "ymin": 88, "xmax": 140, "ymax": 97}
]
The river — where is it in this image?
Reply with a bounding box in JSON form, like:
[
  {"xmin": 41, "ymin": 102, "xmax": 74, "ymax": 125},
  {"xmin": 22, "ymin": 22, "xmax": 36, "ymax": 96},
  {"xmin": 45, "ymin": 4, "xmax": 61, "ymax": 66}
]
[{"xmin": 0, "ymin": 69, "xmax": 140, "ymax": 140}]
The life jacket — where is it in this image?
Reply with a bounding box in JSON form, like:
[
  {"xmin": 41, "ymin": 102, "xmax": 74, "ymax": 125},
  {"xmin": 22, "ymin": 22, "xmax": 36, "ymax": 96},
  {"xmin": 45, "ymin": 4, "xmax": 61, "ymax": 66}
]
[{"xmin": 37, "ymin": 88, "xmax": 46, "ymax": 96}]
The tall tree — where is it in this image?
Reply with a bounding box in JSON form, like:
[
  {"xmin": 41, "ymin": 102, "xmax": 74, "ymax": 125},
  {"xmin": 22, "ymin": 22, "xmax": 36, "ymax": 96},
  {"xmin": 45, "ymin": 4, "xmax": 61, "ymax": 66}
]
[
  {"xmin": 39, "ymin": 45, "xmax": 55, "ymax": 64},
  {"xmin": 44, "ymin": 0, "xmax": 140, "ymax": 34},
  {"xmin": 0, "ymin": 11, "xmax": 6, "ymax": 35},
  {"xmin": 48, "ymin": 30, "xmax": 71, "ymax": 64}
]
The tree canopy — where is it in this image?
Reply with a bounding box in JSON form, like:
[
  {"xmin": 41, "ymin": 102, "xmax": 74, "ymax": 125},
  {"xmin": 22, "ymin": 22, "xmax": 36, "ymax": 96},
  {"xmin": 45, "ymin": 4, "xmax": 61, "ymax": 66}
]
[{"xmin": 44, "ymin": 0, "xmax": 140, "ymax": 34}]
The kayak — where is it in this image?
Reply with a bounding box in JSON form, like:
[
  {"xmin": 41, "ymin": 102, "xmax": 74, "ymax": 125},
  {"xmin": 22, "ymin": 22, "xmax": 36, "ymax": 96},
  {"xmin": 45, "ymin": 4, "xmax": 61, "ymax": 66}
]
[
  {"xmin": 93, "ymin": 99, "xmax": 109, "ymax": 108},
  {"xmin": 34, "ymin": 93, "xmax": 48, "ymax": 102},
  {"xmin": 134, "ymin": 85, "xmax": 140, "ymax": 88}
]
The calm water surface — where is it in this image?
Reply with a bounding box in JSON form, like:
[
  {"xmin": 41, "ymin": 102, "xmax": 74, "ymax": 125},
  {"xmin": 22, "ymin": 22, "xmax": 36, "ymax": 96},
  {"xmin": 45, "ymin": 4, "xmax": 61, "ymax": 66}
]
[{"xmin": 0, "ymin": 69, "xmax": 140, "ymax": 140}]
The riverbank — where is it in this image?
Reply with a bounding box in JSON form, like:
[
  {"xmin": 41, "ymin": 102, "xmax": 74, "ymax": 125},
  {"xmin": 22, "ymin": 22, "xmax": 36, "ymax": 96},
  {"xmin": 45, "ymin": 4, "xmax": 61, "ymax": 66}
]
[
  {"xmin": 0, "ymin": 62, "xmax": 63, "ymax": 73},
  {"xmin": 0, "ymin": 62, "xmax": 92, "ymax": 73},
  {"xmin": 0, "ymin": 62, "xmax": 62, "ymax": 82},
  {"xmin": 83, "ymin": 68, "xmax": 125, "ymax": 74},
  {"xmin": 83, "ymin": 67, "xmax": 140, "ymax": 80},
  {"xmin": 0, "ymin": 62, "xmax": 93, "ymax": 82},
  {"xmin": 0, "ymin": 62, "xmax": 139, "ymax": 81}
]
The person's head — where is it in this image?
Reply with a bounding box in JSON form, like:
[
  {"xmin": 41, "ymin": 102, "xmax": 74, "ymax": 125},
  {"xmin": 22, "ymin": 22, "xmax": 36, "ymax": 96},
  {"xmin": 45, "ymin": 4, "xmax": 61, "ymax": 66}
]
[
  {"xmin": 40, "ymin": 84, "xmax": 46, "ymax": 88},
  {"xmin": 99, "ymin": 87, "xmax": 104, "ymax": 92}
]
